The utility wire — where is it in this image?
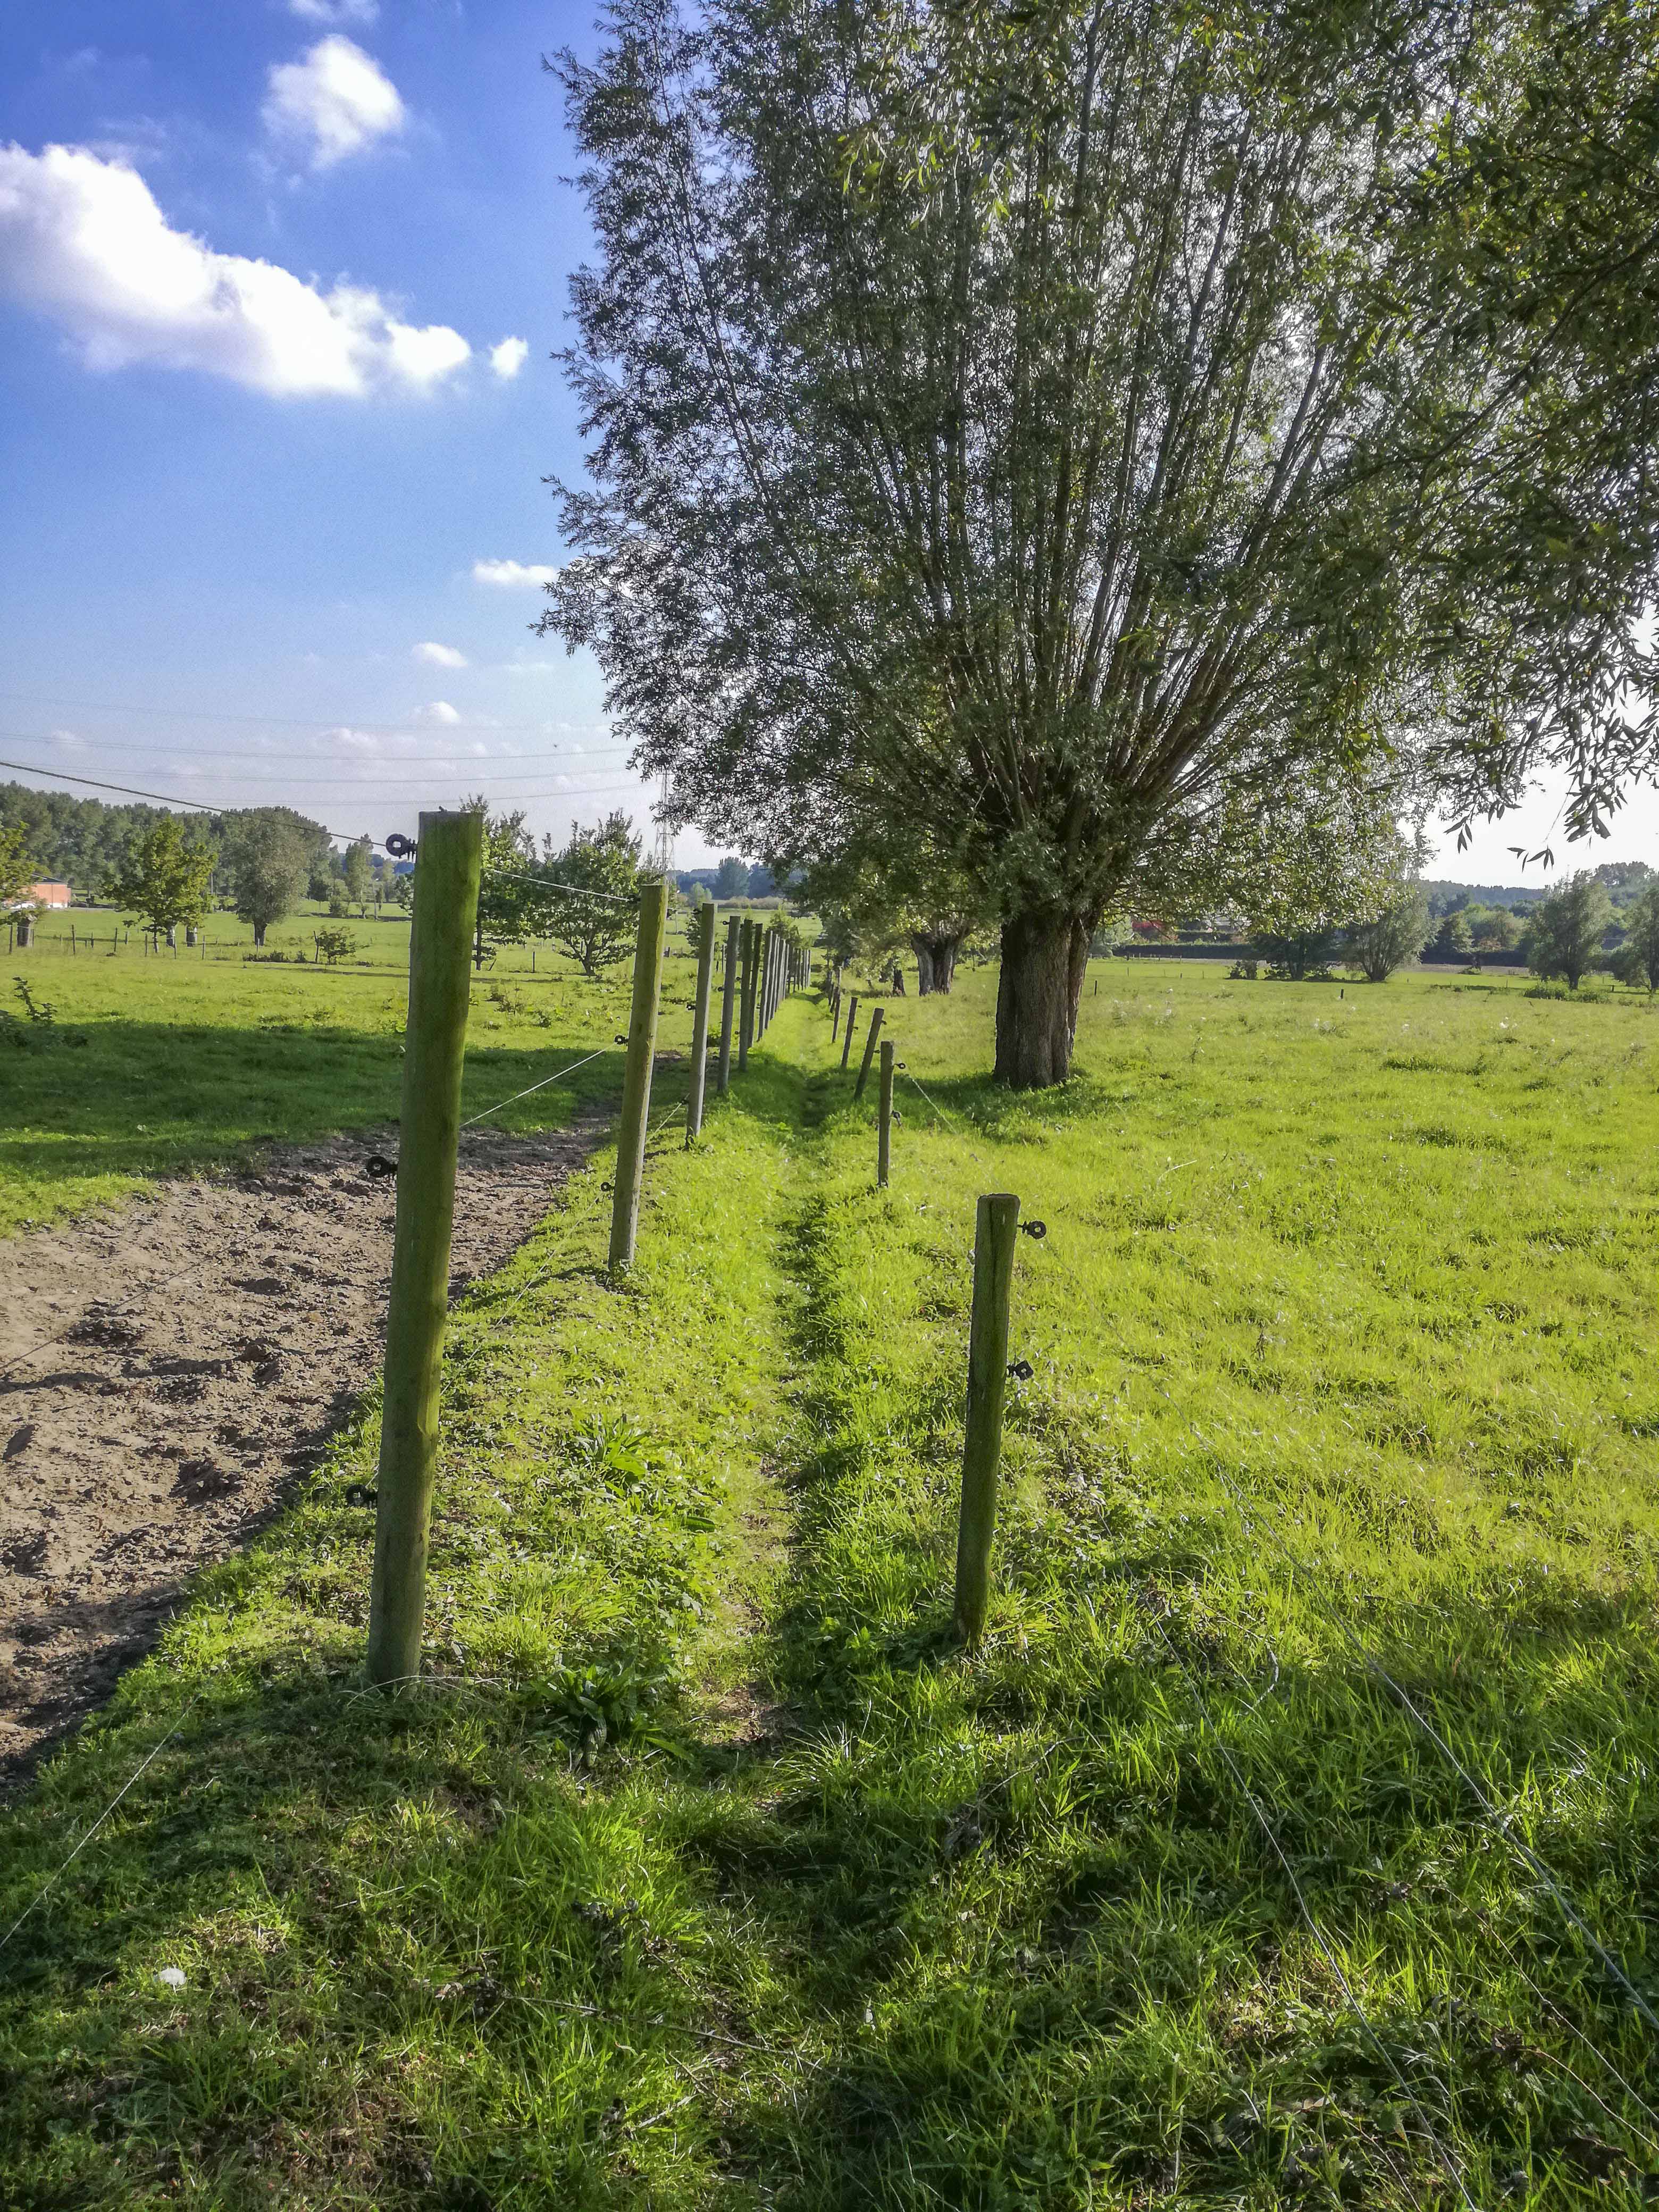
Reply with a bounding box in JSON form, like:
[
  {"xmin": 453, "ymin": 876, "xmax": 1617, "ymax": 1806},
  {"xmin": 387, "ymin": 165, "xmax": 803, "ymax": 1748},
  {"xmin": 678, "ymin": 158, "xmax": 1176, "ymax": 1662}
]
[
  {"xmin": 481, "ymin": 865, "xmax": 639, "ymax": 907},
  {"xmin": 0, "ymin": 689, "xmax": 612, "ymax": 740}
]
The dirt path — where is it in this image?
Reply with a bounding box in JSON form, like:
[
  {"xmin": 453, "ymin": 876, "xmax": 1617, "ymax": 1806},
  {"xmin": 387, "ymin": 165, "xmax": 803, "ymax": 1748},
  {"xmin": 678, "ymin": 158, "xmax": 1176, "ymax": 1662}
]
[{"xmin": 0, "ymin": 1120, "xmax": 604, "ymax": 1783}]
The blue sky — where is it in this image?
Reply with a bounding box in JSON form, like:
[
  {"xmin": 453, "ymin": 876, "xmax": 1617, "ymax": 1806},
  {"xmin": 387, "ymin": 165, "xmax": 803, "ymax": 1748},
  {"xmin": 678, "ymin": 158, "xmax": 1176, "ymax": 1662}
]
[
  {"xmin": 0, "ymin": 2, "xmax": 1650, "ymax": 883},
  {"xmin": 0, "ymin": 0, "xmax": 722, "ymax": 860}
]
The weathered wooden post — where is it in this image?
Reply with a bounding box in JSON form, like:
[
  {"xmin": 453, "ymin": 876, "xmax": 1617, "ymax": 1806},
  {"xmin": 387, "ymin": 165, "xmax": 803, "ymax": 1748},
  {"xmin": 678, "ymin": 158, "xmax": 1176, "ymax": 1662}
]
[
  {"xmin": 840, "ymin": 992, "xmax": 860, "ymax": 1071},
  {"xmin": 716, "ymin": 914, "xmax": 740, "ymax": 1095},
  {"xmin": 877, "ymin": 1039, "xmax": 895, "ymax": 1187},
  {"xmin": 831, "ymin": 986, "xmax": 842, "ymax": 1042},
  {"xmin": 15, "ymin": 914, "xmax": 32, "ymax": 950},
  {"xmin": 608, "ymin": 878, "xmax": 668, "ymax": 1267},
  {"xmin": 953, "ymin": 1193, "xmax": 1021, "ymax": 1645},
  {"xmin": 854, "ymin": 1003, "xmax": 884, "ymax": 1100},
  {"xmin": 685, "ymin": 898, "xmax": 717, "ymax": 1142},
  {"xmin": 739, "ymin": 919, "xmax": 758, "ymax": 1069},
  {"xmin": 366, "ymin": 809, "xmax": 484, "ymax": 1690}
]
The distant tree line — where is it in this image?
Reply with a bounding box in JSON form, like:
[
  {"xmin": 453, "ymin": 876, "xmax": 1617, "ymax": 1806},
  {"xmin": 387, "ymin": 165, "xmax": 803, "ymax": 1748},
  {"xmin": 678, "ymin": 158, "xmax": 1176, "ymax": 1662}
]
[{"xmin": 0, "ymin": 784, "xmax": 407, "ymax": 946}]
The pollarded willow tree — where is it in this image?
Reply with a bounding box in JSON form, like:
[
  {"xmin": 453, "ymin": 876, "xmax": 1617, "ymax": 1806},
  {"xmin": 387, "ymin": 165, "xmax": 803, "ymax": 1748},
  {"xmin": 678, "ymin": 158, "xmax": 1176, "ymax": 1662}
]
[{"xmin": 544, "ymin": 0, "xmax": 1659, "ymax": 1085}]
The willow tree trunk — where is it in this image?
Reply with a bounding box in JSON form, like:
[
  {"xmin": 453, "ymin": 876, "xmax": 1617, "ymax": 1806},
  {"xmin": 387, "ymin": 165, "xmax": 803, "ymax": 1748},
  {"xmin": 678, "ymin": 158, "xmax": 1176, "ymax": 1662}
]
[
  {"xmin": 993, "ymin": 912, "xmax": 1092, "ymax": 1088},
  {"xmin": 912, "ymin": 933, "xmax": 962, "ymax": 996}
]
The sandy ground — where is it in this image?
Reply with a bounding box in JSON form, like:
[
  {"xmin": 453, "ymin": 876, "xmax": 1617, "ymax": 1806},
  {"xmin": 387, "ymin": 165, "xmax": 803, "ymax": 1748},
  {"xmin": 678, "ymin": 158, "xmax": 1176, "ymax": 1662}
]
[{"xmin": 0, "ymin": 1120, "xmax": 603, "ymax": 1785}]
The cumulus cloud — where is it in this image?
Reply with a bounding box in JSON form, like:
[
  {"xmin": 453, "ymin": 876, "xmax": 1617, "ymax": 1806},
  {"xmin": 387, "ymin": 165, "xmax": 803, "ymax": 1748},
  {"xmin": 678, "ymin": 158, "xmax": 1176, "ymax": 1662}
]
[
  {"xmin": 421, "ymin": 701, "xmax": 462, "ymax": 725},
  {"xmin": 0, "ymin": 143, "xmax": 470, "ymax": 395},
  {"xmin": 472, "ymin": 558, "xmax": 558, "ymax": 588},
  {"xmin": 290, "ymin": 0, "xmax": 379, "ymax": 23},
  {"xmin": 51, "ymin": 727, "xmax": 85, "ymax": 751},
  {"xmin": 413, "ymin": 640, "xmax": 466, "ymax": 668},
  {"xmin": 489, "ymin": 336, "xmax": 528, "ymax": 380},
  {"xmin": 264, "ymin": 37, "xmax": 404, "ymax": 170}
]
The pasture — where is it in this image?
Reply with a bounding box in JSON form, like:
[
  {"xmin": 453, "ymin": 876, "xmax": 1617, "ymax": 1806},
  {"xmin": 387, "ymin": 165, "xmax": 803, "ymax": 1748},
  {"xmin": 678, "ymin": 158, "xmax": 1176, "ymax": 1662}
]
[{"xmin": 1, "ymin": 960, "xmax": 1656, "ymax": 2208}]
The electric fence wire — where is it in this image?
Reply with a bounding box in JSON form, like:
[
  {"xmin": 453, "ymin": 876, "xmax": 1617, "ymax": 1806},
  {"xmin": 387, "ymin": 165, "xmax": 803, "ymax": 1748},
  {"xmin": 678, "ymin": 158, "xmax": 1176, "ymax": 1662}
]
[
  {"xmin": 1189, "ymin": 1437, "xmax": 1659, "ymax": 2047},
  {"xmin": 1182, "ymin": 1442, "xmax": 1659, "ymax": 2160},
  {"xmin": 1160, "ymin": 1576, "xmax": 1659, "ymax": 2172},
  {"xmin": 481, "ymin": 865, "xmax": 640, "ymax": 907},
  {"xmin": 0, "ymin": 1678, "xmax": 215, "ymax": 1963},
  {"xmin": 1144, "ymin": 1609, "xmax": 1474, "ymax": 2212},
  {"xmin": 458, "ymin": 1045, "xmax": 610, "ymax": 1132}
]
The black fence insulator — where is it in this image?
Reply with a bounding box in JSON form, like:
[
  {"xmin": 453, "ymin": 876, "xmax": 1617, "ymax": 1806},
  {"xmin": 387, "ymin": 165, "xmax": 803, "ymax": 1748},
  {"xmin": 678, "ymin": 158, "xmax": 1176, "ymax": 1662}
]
[
  {"xmin": 1006, "ymin": 1359, "xmax": 1035, "ymax": 1381},
  {"xmin": 365, "ymin": 1153, "xmax": 398, "ymax": 1179},
  {"xmin": 384, "ymin": 833, "xmax": 416, "ymax": 858},
  {"xmin": 1021, "ymin": 1220, "xmax": 1048, "ymax": 1241},
  {"xmin": 345, "ymin": 1483, "xmax": 379, "ymax": 1507},
  {"xmin": 600, "ymin": 1179, "xmax": 615, "ymax": 1192},
  {"xmin": 614, "ymin": 1033, "xmax": 629, "ymax": 1044}
]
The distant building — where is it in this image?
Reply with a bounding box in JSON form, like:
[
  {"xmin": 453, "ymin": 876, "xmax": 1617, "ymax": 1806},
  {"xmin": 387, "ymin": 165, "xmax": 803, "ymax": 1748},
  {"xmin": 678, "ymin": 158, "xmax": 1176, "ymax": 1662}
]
[{"xmin": 5, "ymin": 881, "xmax": 71, "ymax": 909}]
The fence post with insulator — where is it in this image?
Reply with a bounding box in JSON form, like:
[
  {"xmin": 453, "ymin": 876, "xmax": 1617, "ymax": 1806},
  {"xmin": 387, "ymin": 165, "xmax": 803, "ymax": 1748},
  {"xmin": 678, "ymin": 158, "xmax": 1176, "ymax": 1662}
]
[
  {"xmin": 366, "ymin": 809, "xmax": 483, "ymax": 1690},
  {"xmin": 608, "ymin": 877, "xmax": 668, "ymax": 1267},
  {"xmin": 686, "ymin": 898, "xmax": 717, "ymax": 1143},
  {"xmin": 953, "ymin": 1193, "xmax": 1021, "ymax": 1645}
]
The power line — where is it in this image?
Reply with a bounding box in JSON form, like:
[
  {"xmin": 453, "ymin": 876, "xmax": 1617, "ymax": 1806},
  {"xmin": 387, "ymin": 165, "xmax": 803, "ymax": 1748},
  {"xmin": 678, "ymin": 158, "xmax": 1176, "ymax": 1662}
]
[
  {"xmin": 0, "ymin": 757, "xmax": 653, "ymax": 833},
  {"xmin": 0, "ymin": 689, "xmax": 604, "ymax": 739},
  {"xmin": 0, "ymin": 734, "xmax": 633, "ymax": 765}
]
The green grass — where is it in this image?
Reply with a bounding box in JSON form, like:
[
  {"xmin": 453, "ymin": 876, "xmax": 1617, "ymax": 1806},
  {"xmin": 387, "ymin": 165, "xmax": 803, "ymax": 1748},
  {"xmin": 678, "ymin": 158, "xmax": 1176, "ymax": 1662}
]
[
  {"xmin": 0, "ymin": 918, "xmax": 731, "ymax": 1235},
  {"xmin": 3, "ymin": 965, "xmax": 1658, "ymax": 2207}
]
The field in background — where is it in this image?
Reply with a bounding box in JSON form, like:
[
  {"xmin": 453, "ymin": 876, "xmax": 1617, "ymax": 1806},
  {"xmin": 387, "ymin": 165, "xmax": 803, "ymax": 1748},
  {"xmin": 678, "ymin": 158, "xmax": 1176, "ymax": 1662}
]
[
  {"xmin": 0, "ymin": 907, "xmax": 760, "ymax": 1236},
  {"xmin": 2, "ymin": 962, "xmax": 1657, "ymax": 2206}
]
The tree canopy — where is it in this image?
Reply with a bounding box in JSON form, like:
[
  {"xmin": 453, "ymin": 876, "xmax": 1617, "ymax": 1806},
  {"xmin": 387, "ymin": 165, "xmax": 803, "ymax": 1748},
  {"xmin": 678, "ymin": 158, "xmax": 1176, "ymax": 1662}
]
[
  {"xmin": 544, "ymin": 0, "xmax": 1659, "ymax": 1084},
  {"xmin": 1528, "ymin": 872, "xmax": 1614, "ymax": 988},
  {"xmin": 108, "ymin": 819, "xmax": 216, "ymax": 941},
  {"xmin": 223, "ymin": 812, "xmax": 311, "ymax": 946}
]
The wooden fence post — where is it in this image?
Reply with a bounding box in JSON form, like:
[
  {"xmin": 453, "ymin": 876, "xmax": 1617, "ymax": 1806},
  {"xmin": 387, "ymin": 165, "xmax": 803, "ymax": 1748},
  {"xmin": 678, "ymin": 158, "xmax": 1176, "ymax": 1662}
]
[
  {"xmin": 854, "ymin": 1003, "xmax": 884, "ymax": 1100},
  {"xmin": 716, "ymin": 914, "xmax": 740, "ymax": 1095},
  {"xmin": 877, "ymin": 1039, "xmax": 895, "ymax": 1187},
  {"xmin": 739, "ymin": 919, "xmax": 758, "ymax": 1069},
  {"xmin": 685, "ymin": 899, "xmax": 717, "ymax": 1143},
  {"xmin": 831, "ymin": 986, "xmax": 842, "ymax": 1042},
  {"xmin": 366, "ymin": 808, "xmax": 484, "ymax": 1690},
  {"xmin": 953, "ymin": 1192, "xmax": 1021, "ymax": 1645},
  {"xmin": 840, "ymin": 992, "xmax": 860, "ymax": 1071},
  {"xmin": 608, "ymin": 878, "xmax": 669, "ymax": 1268}
]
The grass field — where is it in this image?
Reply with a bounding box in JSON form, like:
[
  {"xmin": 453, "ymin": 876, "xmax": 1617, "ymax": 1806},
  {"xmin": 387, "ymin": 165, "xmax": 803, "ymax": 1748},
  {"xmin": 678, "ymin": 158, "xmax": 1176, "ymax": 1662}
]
[
  {"xmin": 2, "ymin": 961, "xmax": 1657, "ymax": 2207},
  {"xmin": 0, "ymin": 908, "xmax": 743, "ymax": 1236}
]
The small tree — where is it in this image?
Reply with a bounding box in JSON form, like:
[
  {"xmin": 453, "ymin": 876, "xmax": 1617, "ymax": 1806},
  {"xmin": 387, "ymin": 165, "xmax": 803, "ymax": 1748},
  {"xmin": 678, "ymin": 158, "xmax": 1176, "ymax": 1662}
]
[
  {"xmin": 342, "ymin": 837, "xmax": 374, "ymax": 918},
  {"xmin": 1528, "ymin": 873, "xmax": 1614, "ymax": 989},
  {"xmin": 0, "ymin": 818, "xmax": 35, "ymax": 907},
  {"xmin": 544, "ymin": 812, "xmax": 643, "ymax": 975},
  {"xmin": 1473, "ymin": 908, "xmax": 1520, "ymax": 953},
  {"xmin": 110, "ymin": 818, "xmax": 215, "ymax": 946},
  {"xmin": 224, "ymin": 812, "xmax": 308, "ymax": 947},
  {"xmin": 1437, "ymin": 912, "xmax": 1474, "ymax": 960},
  {"xmin": 1347, "ymin": 886, "xmax": 1435, "ymax": 983},
  {"xmin": 713, "ymin": 856, "xmax": 748, "ymax": 901},
  {"xmin": 312, "ymin": 926, "xmax": 358, "ymax": 966},
  {"xmin": 1611, "ymin": 881, "xmax": 1659, "ymax": 992}
]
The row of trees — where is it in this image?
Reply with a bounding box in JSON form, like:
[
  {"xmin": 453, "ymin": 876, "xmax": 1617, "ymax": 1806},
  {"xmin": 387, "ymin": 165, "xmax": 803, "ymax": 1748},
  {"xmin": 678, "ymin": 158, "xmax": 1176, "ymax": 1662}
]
[{"xmin": 540, "ymin": 0, "xmax": 1659, "ymax": 1087}]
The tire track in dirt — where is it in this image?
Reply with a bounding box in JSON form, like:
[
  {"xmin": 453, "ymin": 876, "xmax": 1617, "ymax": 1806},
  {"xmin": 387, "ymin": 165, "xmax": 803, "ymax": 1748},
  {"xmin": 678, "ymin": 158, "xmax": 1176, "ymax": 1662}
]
[{"xmin": 0, "ymin": 1118, "xmax": 604, "ymax": 1784}]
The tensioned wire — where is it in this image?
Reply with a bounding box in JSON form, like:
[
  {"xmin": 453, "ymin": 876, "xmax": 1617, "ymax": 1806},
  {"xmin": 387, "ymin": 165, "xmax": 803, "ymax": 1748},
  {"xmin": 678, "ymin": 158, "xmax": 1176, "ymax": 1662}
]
[
  {"xmin": 1188, "ymin": 1435, "xmax": 1659, "ymax": 2044},
  {"xmin": 1143, "ymin": 1606, "xmax": 1472, "ymax": 2211}
]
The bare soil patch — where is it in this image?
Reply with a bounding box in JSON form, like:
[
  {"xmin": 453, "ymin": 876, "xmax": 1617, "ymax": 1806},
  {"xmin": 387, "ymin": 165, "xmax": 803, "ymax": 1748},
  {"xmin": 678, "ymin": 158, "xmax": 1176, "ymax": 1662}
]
[{"xmin": 0, "ymin": 1120, "xmax": 603, "ymax": 1784}]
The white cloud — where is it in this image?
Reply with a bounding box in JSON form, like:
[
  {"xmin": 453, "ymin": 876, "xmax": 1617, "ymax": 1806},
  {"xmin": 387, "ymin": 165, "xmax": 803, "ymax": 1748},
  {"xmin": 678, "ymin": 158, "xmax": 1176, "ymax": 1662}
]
[
  {"xmin": 0, "ymin": 143, "xmax": 470, "ymax": 395},
  {"xmin": 413, "ymin": 640, "xmax": 467, "ymax": 668},
  {"xmin": 421, "ymin": 701, "xmax": 462, "ymax": 725},
  {"xmin": 489, "ymin": 336, "xmax": 528, "ymax": 380},
  {"xmin": 264, "ymin": 37, "xmax": 404, "ymax": 171},
  {"xmin": 290, "ymin": 0, "xmax": 379, "ymax": 23},
  {"xmin": 51, "ymin": 727, "xmax": 85, "ymax": 751},
  {"xmin": 472, "ymin": 558, "xmax": 559, "ymax": 588}
]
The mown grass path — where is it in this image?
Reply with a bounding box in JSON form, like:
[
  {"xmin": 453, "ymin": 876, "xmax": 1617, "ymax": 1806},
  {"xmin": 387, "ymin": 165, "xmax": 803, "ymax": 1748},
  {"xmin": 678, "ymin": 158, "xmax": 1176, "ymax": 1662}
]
[{"xmin": 2, "ymin": 969, "xmax": 1657, "ymax": 2209}]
